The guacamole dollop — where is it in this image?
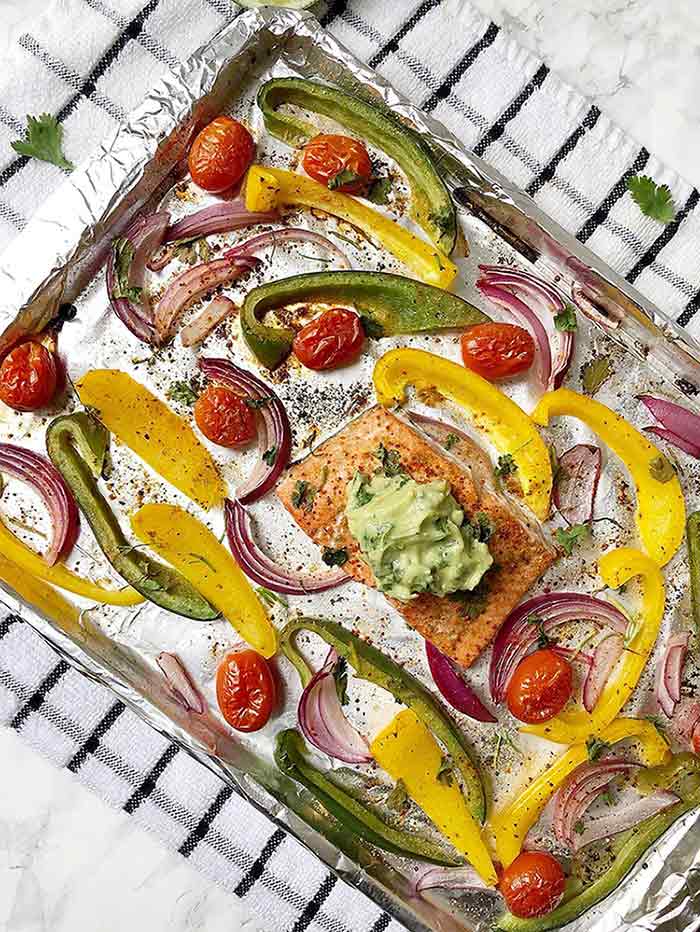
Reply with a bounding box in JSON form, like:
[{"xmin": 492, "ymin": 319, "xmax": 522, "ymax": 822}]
[{"xmin": 345, "ymin": 471, "xmax": 493, "ymax": 602}]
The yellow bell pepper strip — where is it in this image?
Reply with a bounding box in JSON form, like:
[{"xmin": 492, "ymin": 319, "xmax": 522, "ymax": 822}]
[
  {"xmin": 245, "ymin": 166, "xmax": 280, "ymax": 213},
  {"xmin": 0, "ymin": 518, "xmax": 143, "ymax": 606},
  {"xmin": 532, "ymin": 388, "xmax": 685, "ymax": 565},
  {"xmin": 131, "ymin": 503, "xmax": 277, "ymax": 657},
  {"xmin": 373, "ymin": 348, "xmax": 553, "ymax": 520},
  {"xmin": 371, "ymin": 709, "xmax": 497, "ymax": 885},
  {"xmin": 76, "ymin": 370, "xmax": 225, "ymax": 510},
  {"xmin": 244, "ymin": 166, "xmax": 457, "ymax": 290},
  {"xmin": 0, "ymin": 551, "xmax": 83, "ymax": 638},
  {"xmin": 488, "ymin": 717, "xmax": 670, "ymax": 868},
  {"xmin": 522, "ymin": 547, "xmax": 665, "ymax": 745}
]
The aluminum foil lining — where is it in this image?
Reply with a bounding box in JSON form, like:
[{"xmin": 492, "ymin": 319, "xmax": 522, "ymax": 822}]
[{"xmin": 0, "ymin": 9, "xmax": 699, "ymax": 932}]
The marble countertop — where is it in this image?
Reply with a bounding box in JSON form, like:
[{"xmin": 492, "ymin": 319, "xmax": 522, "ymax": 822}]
[{"xmin": 2, "ymin": 1, "xmax": 700, "ymax": 931}]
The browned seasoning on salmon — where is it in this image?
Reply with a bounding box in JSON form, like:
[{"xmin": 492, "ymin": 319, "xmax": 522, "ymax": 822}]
[{"xmin": 277, "ymin": 407, "xmax": 557, "ymax": 668}]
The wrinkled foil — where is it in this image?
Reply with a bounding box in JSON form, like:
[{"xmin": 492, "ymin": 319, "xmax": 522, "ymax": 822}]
[{"xmin": 0, "ymin": 9, "xmax": 700, "ymax": 932}]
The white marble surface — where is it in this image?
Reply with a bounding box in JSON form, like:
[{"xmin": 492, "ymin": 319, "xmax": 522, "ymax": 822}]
[{"xmin": 2, "ymin": 1, "xmax": 700, "ymax": 931}]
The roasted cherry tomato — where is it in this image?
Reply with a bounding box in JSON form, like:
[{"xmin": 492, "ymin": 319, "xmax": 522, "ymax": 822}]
[
  {"xmin": 499, "ymin": 851, "xmax": 566, "ymax": 918},
  {"xmin": 460, "ymin": 322, "xmax": 535, "ymax": 380},
  {"xmin": 0, "ymin": 341, "xmax": 58, "ymax": 412},
  {"xmin": 293, "ymin": 307, "xmax": 365, "ymax": 371},
  {"xmin": 194, "ymin": 385, "xmax": 257, "ymax": 448},
  {"xmin": 507, "ymin": 648, "xmax": 573, "ymax": 724},
  {"xmin": 216, "ymin": 649, "xmax": 276, "ymax": 732},
  {"xmin": 302, "ymin": 134, "xmax": 372, "ymax": 193},
  {"xmin": 188, "ymin": 116, "xmax": 255, "ymax": 193}
]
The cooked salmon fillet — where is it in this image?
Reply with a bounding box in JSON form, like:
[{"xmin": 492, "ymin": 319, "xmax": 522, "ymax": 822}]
[{"xmin": 277, "ymin": 406, "xmax": 557, "ymax": 667}]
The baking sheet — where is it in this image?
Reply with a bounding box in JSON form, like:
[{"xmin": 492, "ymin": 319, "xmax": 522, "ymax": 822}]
[{"xmin": 0, "ymin": 8, "xmax": 699, "ymax": 931}]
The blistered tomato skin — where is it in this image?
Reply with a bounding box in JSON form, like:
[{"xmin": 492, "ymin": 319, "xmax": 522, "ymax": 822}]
[
  {"xmin": 194, "ymin": 385, "xmax": 257, "ymax": 448},
  {"xmin": 500, "ymin": 851, "xmax": 566, "ymax": 918},
  {"xmin": 216, "ymin": 650, "xmax": 276, "ymax": 732},
  {"xmin": 507, "ymin": 648, "xmax": 573, "ymax": 724},
  {"xmin": 460, "ymin": 323, "xmax": 535, "ymax": 380},
  {"xmin": 293, "ymin": 308, "xmax": 365, "ymax": 371},
  {"xmin": 188, "ymin": 116, "xmax": 255, "ymax": 193},
  {"xmin": 0, "ymin": 342, "xmax": 58, "ymax": 412},
  {"xmin": 302, "ymin": 134, "xmax": 372, "ymax": 193}
]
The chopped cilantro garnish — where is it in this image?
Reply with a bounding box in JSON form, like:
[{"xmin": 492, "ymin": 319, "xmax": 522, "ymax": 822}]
[
  {"xmin": 166, "ymin": 380, "xmax": 198, "ymax": 406},
  {"xmin": 586, "ymin": 736, "xmax": 611, "ymax": 761},
  {"xmin": 328, "ymin": 167, "xmax": 364, "ymax": 191},
  {"xmin": 262, "ymin": 446, "xmax": 278, "ymax": 467},
  {"xmin": 322, "ymin": 547, "xmax": 348, "ymax": 567},
  {"xmin": 292, "ymin": 480, "xmax": 316, "ymax": 512},
  {"xmin": 494, "ymin": 453, "xmax": 518, "ymax": 479},
  {"xmin": 556, "ymin": 523, "xmax": 591, "ymax": 555},
  {"xmin": 554, "ymin": 304, "xmax": 578, "ymax": 332}
]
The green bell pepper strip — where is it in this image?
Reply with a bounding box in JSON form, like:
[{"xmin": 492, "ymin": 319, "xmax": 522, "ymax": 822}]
[
  {"xmin": 241, "ymin": 270, "xmax": 488, "ymax": 370},
  {"xmin": 275, "ymin": 728, "xmax": 461, "ymax": 865},
  {"xmin": 46, "ymin": 413, "xmax": 219, "ymax": 621},
  {"xmin": 496, "ymin": 758, "xmax": 700, "ymax": 932},
  {"xmin": 279, "ymin": 616, "xmax": 486, "ymax": 823},
  {"xmin": 687, "ymin": 512, "xmax": 700, "ymax": 635},
  {"xmin": 257, "ymin": 77, "xmax": 457, "ymax": 256}
]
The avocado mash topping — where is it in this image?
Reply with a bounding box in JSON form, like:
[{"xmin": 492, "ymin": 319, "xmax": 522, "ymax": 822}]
[{"xmin": 345, "ymin": 470, "xmax": 493, "ymax": 601}]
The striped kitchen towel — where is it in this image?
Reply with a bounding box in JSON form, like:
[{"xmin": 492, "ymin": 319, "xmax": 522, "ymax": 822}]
[{"xmin": 1, "ymin": 1, "xmax": 700, "ymax": 931}]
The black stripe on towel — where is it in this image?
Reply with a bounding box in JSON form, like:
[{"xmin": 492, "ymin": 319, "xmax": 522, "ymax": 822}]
[
  {"xmin": 473, "ymin": 63, "xmax": 549, "ymax": 157},
  {"xmin": 422, "ymin": 21, "xmax": 500, "ymax": 113},
  {"xmin": 576, "ymin": 146, "xmax": 650, "ymax": 244},
  {"xmin": 526, "ymin": 104, "xmax": 601, "ymax": 196}
]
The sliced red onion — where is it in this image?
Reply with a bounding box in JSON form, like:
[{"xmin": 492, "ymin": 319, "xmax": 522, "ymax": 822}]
[
  {"xmin": 639, "ymin": 394, "xmax": 700, "ymax": 447},
  {"xmin": 0, "ymin": 442, "xmax": 79, "ymax": 565},
  {"xmin": 157, "ymin": 652, "xmax": 206, "ymax": 714},
  {"xmin": 645, "ymin": 425, "xmax": 700, "ymax": 459},
  {"xmin": 573, "ymin": 788, "xmax": 678, "ymax": 851},
  {"xmin": 163, "ymin": 199, "xmax": 278, "ymax": 244},
  {"xmin": 225, "ymin": 228, "xmax": 350, "ymax": 268},
  {"xmin": 553, "ymin": 758, "xmax": 640, "ymax": 849},
  {"xmin": 478, "ymin": 265, "xmax": 575, "ymax": 390},
  {"xmin": 199, "ymin": 357, "xmax": 291, "ymax": 503},
  {"xmin": 476, "ymin": 280, "xmax": 552, "ymax": 390},
  {"xmin": 154, "ymin": 254, "xmax": 259, "ymax": 342},
  {"xmin": 407, "ymin": 865, "xmax": 491, "ymax": 898},
  {"xmin": 489, "ymin": 593, "xmax": 628, "ymax": 703},
  {"xmin": 225, "ymin": 499, "xmax": 350, "ymax": 595},
  {"xmin": 425, "ymin": 641, "xmax": 496, "ymax": 722},
  {"xmin": 553, "ymin": 444, "xmax": 602, "ymax": 525},
  {"xmin": 670, "ymin": 698, "xmax": 700, "ymax": 753},
  {"xmin": 298, "ymin": 647, "xmax": 371, "ymax": 764},
  {"xmin": 180, "ymin": 295, "xmax": 238, "ymax": 347},
  {"xmin": 106, "ymin": 211, "xmax": 170, "ymax": 343},
  {"xmin": 583, "ymin": 633, "xmax": 623, "ymax": 713},
  {"xmin": 656, "ymin": 631, "xmax": 690, "ymax": 717}
]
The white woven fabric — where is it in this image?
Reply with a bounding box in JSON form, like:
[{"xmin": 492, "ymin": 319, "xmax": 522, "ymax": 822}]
[{"xmin": 1, "ymin": 1, "xmax": 699, "ymax": 930}]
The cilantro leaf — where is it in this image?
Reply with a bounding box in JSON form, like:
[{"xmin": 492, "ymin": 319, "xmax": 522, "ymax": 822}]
[
  {"xmin": 322, "ymin": 547, "xmax": 348, "ymax": 567},
  {"xmin": 554, "ymin": 304, "xmax": 578, "ymax": 332},
  {"xmin": 628, "ymin": 175, "xmax": 676, "ymax": 224},
  {"xmin": 328, "ymin": 167, "xmax": 364, "ymax": 191},
  {"xmin": 556, "ymin": 522, "xmax": 591, "ymax": 555},
  {"xmin": 262, "ymin": 446, "xmax": 277, "ymax": 467},
  {"xmin": 12, "ymin": 113, "xmax": 74, "ymax": 170},
  {"xmin": 166, "ymin": 380, "xmax": 198, "ymax": 406},
  {"xmin": 291, "ymin": 480, "xmax": 316, "ymax": 512},
  {"xmin": 366, "ymin": 177, "xmax": 393, "ymax": 205},
  {"xmin": 528, "ymin": 613, "xmax": 553, "ymax": 649},
  {"xmin": 586, "ymin": 736, "xmax": 611, "ymax": 761},
  {"xmin": 373, "ymin": 443, "xmax": 403, "ymax": 477},
  {"xmin": 581, "ymin": 355, "xmax": 612, "ymax": 395},
  {"xmin": 649, "ymin": 454, "xmax": 675, "ymax": 483},
  {"xmin": 472, "ymin": 512, "xmax": 493, "ymax": 543},
  {"xmin": 573, "ymin": 819, "xmax": 585, "ymax": 835},
  {"xmin": 494, "ymin": 453, "xmax": 518, "ymax": 479},
  {"xmin": 444, "ymin": 432, "xmax": 459, "ymax": 451}
]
